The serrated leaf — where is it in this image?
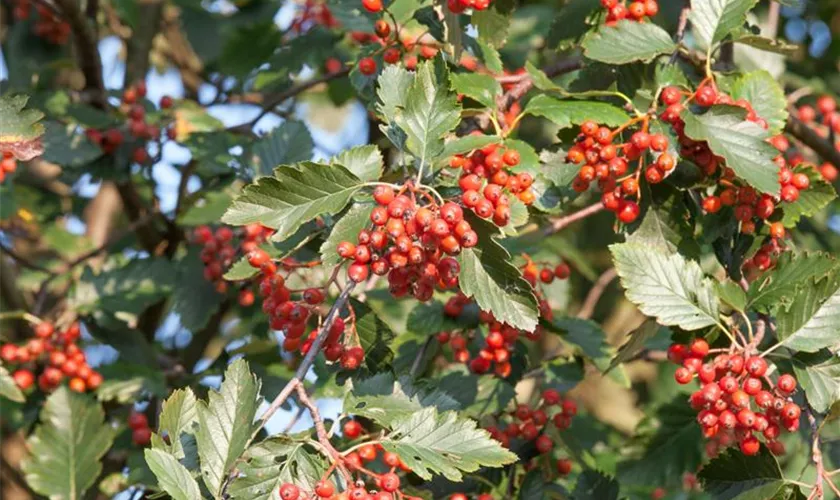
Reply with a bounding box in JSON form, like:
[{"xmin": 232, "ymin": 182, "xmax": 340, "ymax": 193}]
[
  {"xmin": 627, "ymin": 200, "xmax": 692, "ymax": 254},
  {"xmin": 228, "ymin": 437, "xmax": 327, "ymax": 500},
  {"xmin": 152, "ymin": 388, "xmax": 199, "ymax": 458},
  {"xmin": 698, "ymin": 445, "xmax": 787, "ymax": 500},
  {"xmin": 377, "ymin": 65, "xmax": 414, "ymax": 124},
  {"xmin": 22, "ymin": 388, "xmax": 116, "ymax": 500},
  {"xmin": 394, "ymin": 60, "xmax": 461, "ymax": 166},
  {"xmin": 331, "ymin": 145, "xmax": 383, "ymax": 182},
  {"xmin": 572, "ymin": 470, "xmax": 619, "ymax": 500},
  {"xmin": 144, "ymin": 449, "xmax": 203, "ymax": 500},
  {"xmin": 320, "ymin": 204, "xmax": 374, "ymax": 268},
  {"xmin": 171, "ymin": 248, "xmax": 224, "ymax": 331},
  {"xmin": 40, "ymin": 121, "xmax": 102, "ymax": 168},
  {"xmin": 776, "ymin": 269, "xmax": 840, "ymax": 353},
  {"xmin": 539, "ymin": 149, "xmax": 579, "ymax": 188},
  {"xmin": 781, "ymin": 165, "xmax": 836, "ymax": 225},
  {"xmin": 472, "ymin": 6, "xmax": 510, "ymax": 48},
  {"xmin": 730, "ymin": 71, "xmax": 788, "ymax": 135},
  {"xmin": 519, "ymin": 469, "xmax": 547, "ymax": 500},
  {"xmin": 178, "ymin": 191, "xmax": 234, "ymax": 226},
  {"xmin": 251, "ymin": 121, "xmax": 314, "ymax": 176},
  {"xmin": 582, "ymin": 20, "xmax": 677, "ymax": 64},
  {"xmin": 618, "ymin": 397, "xmax": 703, "ymax": 485},
  {"xmin": 222, "ymin": 162, "xmax": 363, "ymax": 242},
  {"xmin": 441, "ymin": 134, "xmax": 501, "ymax": 158},
  {"xmin": 345, "ymin": 372, "xmax": 460, "ymax": 427},
  {"xmin": 0, "ymin": 365, "xmax": 25, "ymax": 402},
  {"xmin": 546, "ymin": 0, "xmax": 598, "ymax": 48},
  {"xmin": 451, "ymin": 73, "xmax": 502, "ymax": 109},
  {"xmin": 196, "ymin": 359, "xmax": 262, "ymax": 496},
  {"xmin": 610, "ymin": 243, "xmax": 721, "ymax": 330},
  {"xmin": 0, "ymin": 93, "xmax": 45, "ymax": 160},
  {"xmin": 747, "ymin": 252, "xmax": 837, "ymax": 313},
  {"xmin": 458, "ymin": 218, "xmax": 539, "ymax": 332},
  {"xmin": 405, "ymin": 300, "xmax": 459, "ymax": 336},
  {"xmin": 717, "ymin": 280, "xmax": 748, "ymax": 312},
  {"xmin": 609, "ymin": 320, "xmax": 661, "ymax": 371},
  {"xmin": 791, "ymin": 351, "xmax": 840, "ymax": 414},
  {"xmin": 680, "ymin": 105, "xmax": 780, "ymax": 195},
  {"xmin": 71, "ymin": 258, "xmax": 175, "ymax": 316},
  {"xmin": 436, "ymin": 369, "xmax": 516, "ymax": 418},
  {"xmin": 524, "ymin": 96, "xmax": 630, "ymax": 128},
  {"xmin": 690, "ymin": 0, "xmax": 760, "ymax": 49},
  {"xmin": 219, "ymin": 21, "xmax": 282, "ymax": 78},
  {"xmin": 475, "ymin": 39, "xmax": 503, "ymax": 73},
  {"xmin": 350, "ymin": 298, "xmax": 397, "ymax": 372},
  {"xmin": 380, "ymin": 407, "xmax": 517, "ymax": 481}
]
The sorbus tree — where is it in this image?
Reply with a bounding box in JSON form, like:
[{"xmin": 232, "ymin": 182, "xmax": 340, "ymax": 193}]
[{"xmin": 1, "ymin": 1, "xmax": 839, "ymax": 500}]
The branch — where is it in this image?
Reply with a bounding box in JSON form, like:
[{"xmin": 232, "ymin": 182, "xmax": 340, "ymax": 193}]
[
  {"xmin": 543, "ymin": 202, "xmax": 605, "ymax": 236},
  {"xmin": 54, "ymin": 0, "xmax": 107, "ymax": 107},
  {"xmin": 577, "ymin": 268, "xmax": 618, "ymax": 320},
  {"xmin": 295, "ymin": 384, "xmax": 352, "ymax": 480},
  {"xmin": 499, "ymin": 57, "xmax": 583, "ymax": 110},
  {"xmin": 0, "ymin": 241, "xmax": 54, "ymax": 275},
  {"xmin": 785, "ymin": 116, "xmax": 840, "ymax": 168},
  {"xmin": 123, "ymin": 0, "xmax": 164, "ymax": 85}
]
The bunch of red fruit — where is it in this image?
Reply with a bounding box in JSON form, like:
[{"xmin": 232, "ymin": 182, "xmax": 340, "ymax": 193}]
[
  {"xmin": 600, "ymin": 0, "xmax": 659, "ymax": 25},
  {"xmin": 742, "ymin": 237, "xmax": 786, "ymax": 278},
  {"xmin": 11, "ymin": 0, "xmax": 71, "ymax": 44},
  {"xmin": 128, "ymin": 411, "xmax": 152, "ymax": 446},
  {"xmin": 246, "ymin": 248, "xmax": 366, "ymax": 370},
  {"xmin": 485, "ymin": 389, "xmax": 577, "ymax": 462},
  {"xmin": 566, "ymin": 120, "xmax": 673, "ymax": 224},
  {"xmin": 450, "ymin": 140, "xmax": 535, "ymax": 227},
  {"xmin": 521, "ymin": 256, "xmax": 571, "ymax": 320},
  {"xmin": 337, "ymin": 185, "xmax": 475, "ymax": 301},
  {"xmin": 1, "ymin": 321, "xmax": 103, "ymax": 394},
  {"xmin": 789, "ymin": 94, "xmax": 839, "ymax": 182},
  {"xmin": 192, "ymin": 223, "xmax": 274, "ymax": 296},
  {"xmin": 0, "ymin": 152, "xmax": 18, "ymax": 183},
  {"xmin": 669, "ymin": 339, "xmax": 801, "ymax": 456},
  {"xmin": 290, "ymin": 0, "xmax": 338, "ymax": 34}
]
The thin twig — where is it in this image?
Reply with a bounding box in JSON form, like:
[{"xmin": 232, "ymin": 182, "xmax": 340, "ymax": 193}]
[
  {"xmin": 543, "ymin": 202, "xmax": 605, "ymax": 236},
  {"xmin": 577, "ymin": 268, "xmax": 618, "ymax": 320},
  {"xmin": 295, "ymin": 384, "xmax": 353, "ymax": 481},
  {"xmin": 54, "ymin": 0, "xmax": 107, "ymax": 107},
  {"xmin": 0, "ymin": 241, "xmax": 55, "ymax": 274}
]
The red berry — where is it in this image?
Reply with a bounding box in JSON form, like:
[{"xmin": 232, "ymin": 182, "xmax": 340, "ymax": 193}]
[
  {"xmin": 132, "ymin": 427, "xmax": 152, "ymax": 446},
  {"xmin": 279, "ymin": 483, "xmax": 300, "ymax": 500},
  {"xmin": 315, "ymin": 481, "xmax": 334, "ymax": 498},
  {"xmin": 343, "ymin": 420, "xmax": 363, "ymax": 438},
  {"xmin": 745, "ymin": 356, "xmax": 767, "ymax": 377},
  {"xmin": 556, "ymin": 458, "xmax": 572, "ymax": 476},
  {"xmin": 383, "ymin": 48, "xmax": 401, "ymax": 64},
  {"xmin": 503, "ymin": 149, "xmax": 520, "ymax": 166},
  {"xmin": 159, "ymin": 95, "xmax": 174, "ymax": 109},
  {"xmin": 777, "ymin": 374, "xmax": 796, "ymax": 394},
  {"xmin": 361, "ymin": 0, "xmax": 382, "ymax": 12},
  {"xmin": 617, "ymin": 200, "xmax": 640, "ymax": 223},
  {"xmin": 689, "ymin": 338, "xmax": 709, "ymax": 358},
  {"xmin": 536, "ymin": 434, "xmax": 553, "ymax": 453},
  {"xmin": 740, "ymin": 436, "xmax": 760, "ymax": 455},
  {"xmin": 12, "ymin": 369, "xmax": 34, "ymax": 390},
  {"xmin": 674, "ymin": 367, "xmax": 693, "ymax": 384},
  {"xmin": 34, "ymin": 322, "xmax": 54, "ymax": 338},
  {"xmin": 695, "ymin": 85, "xmax": 717, "ymax": 107},
  {"xmin": 358, "ymin": 57, "xmax": 377, "ymax": 75},
  {"xmin": 128, "ymin": 411, "xmax": 149, "ymax": 430},
  {"xmin": 348, "ymin": 263, "xmax": 370, "ymax": 282},
  {"xmin": 381, "ymin": 472, "xmax": 400, "ymax": 492}
]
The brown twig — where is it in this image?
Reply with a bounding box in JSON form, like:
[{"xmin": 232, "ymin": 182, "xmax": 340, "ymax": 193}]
[
  {"xmin": 577, "ymin": 268, "xmax": 618, "ymax": 320},
  {"xmin": 499, "ymin": 57, "xmax": 583, "ymax": 111},
  {"xmin": 0, "ymin": 241, "xmax": 55, "ymax": 275},
  {"xmin": 295, "ymin": 384, "xmax": 353, "ymax": 481},
  {"xmin": 785, "ymin": 116, "xmax": 840, "ymax": 168},
  {"xmin": 543, "ymin": 202, "xmax": 605, "ymax": 236},
  {"xmin": 53, "ymin": 0, "xmax": 107, "ymax": 107}
]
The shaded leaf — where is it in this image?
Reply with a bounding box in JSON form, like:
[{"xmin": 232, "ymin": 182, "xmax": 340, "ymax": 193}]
[
  {"xmin": 791, "ymin": 351, "xmax": 840, "ymax": 414},
  {"xmin": 0, "ymin": 93, "xmax": 45, "ymax": 160},
  {"xmin": 776, "ymin": 269, "xmax": 840, "ymax": 353},
  {"xmin": 698, "ymin": 445, "xmax": 788, "ymax": 500},
  {"xmin": 171, "ymin": 248, "xmax": 224, "ymax": 331},
  {"xmin": 152, "ymin": 388, "xmax": 199, "ymax": 458},
  {"xmin": 572, "ymin": 470, "xmax": 619, "ymax": 500},
  {"xmin": 609, "ymin": 320, "xmax": 661, "ymax": 371},
  {"xmin": 524, "ymin": 96, "xmax": 630, "ymax": 129},
  {"xmin": 747, "ymin": 252, "xmax": 837, "ymax": 313},
  {"xmin": 0, "ymin": 365, "xmax": 25, "ymax": 402},
  {"xmin": 350, "ymin": 298, "xmax": 397, "ymax": 372},
  {"xmin": 252, "ymin": 121, "xmax": 314, "ymax": 176},
  {"xmin": 228, "ymin": 437, "xmax": 327, "ymax": 500},
  {"xmin": 730, "ymin": 70, "xmax": 789, "ymax": 135}
]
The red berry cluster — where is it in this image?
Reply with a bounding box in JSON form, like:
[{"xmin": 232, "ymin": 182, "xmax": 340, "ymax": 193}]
[
  {"xmin": 246, "ymin": 248, "xmax": 366, "ymax": 370},
  {"xmin": 521, "ymin": 256, "xmax": 571, "ymax": 321},
  {"xmin": 0, "ymin": 152, "xmax": 18, "ymax": 183},
  {"xmin": 444, "ymin": 0, "xmax": 492, "ymax": 14},
  {"xmin": 669, "ymin": 339, "xmax": 801, "ymax": 456},
  {"xmin": 337, "ymin": 185, "xmax": 474, "ymax": 300},
  {"xmin": 566, "ymin": 120, "xmax": 674, "ymax": 224},
  {"xmin": 290, "ymin": 0, "xmax": 338, "ymax": 34},
  {"xmin": 350, "ymin": 24, "xmax": 445, "ymax": 75},
  {"xmin": 485, "ymin": 390, "xmax": 576, "ymax": 465},
  {"xmin": 128, "ymin": 411, "xmax": 152, "ymax": 446},
  {"xmin": 1, "ymin": 322, "xmax": 103, "ymax": 394},
  {"xmin": 742, "ymin": 237, "xmax": 786, "ymax": 278},
  {"xmin": 11, "ymin": 0, "xmax": 71, "ymax": 44},
  {"xmin": 600, "ymin": 0, "xmax": 659, "ymax": 25},
  {"xmin": 450, "ymin": 140, "xmax": 535, "ymax": 226},
  {"xmin": 192, "ymin": 223, "xmax": 275, "ymax": 295},
  {"xmin": 790, "ymin": 95, "xmax": 839, "ymax": 182}
]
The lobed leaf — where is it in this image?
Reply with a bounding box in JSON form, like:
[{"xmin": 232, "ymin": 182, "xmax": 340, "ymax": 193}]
[
  {"xmin": 228, "ymin": 437, "xmax": 327, "ymax": 500},
  {"xmin": 144, "ymin": 449, "xmax": 203, "ymax": 500},
  {"xmin": 582, "ymin": 20, "xmax": 677, "ymax": 65},
  {"xmin": 251, "ymin": 121, "xmax": 314, "ymax": 176},
  {"xmin": 690, "ymin": 0, "xmax": 760, "ymax": 49}
]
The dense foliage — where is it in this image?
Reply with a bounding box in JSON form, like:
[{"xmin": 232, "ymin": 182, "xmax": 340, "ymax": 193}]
[{"xmin": 1, "ymin": 0, "xmax": 839, "ymax": 499}]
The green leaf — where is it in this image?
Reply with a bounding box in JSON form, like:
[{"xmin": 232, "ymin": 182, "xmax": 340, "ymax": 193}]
[
  {"xmin": 171, "ymin": 249, "xmax": 224, "ymax": 331},
  {"xmin": 0, "ymin": 365, "xmax": 25, "ymax": 402},
  {"xmin": 776, "ymin": 269, "xmax": 840, "ymax": 353},
  {"xmin": 320, "ymin": 204, "xmax": 374, "ymax": 268},
  {"xmin": 440, "ymin": 134, "xmax": 501, "ymax": 158},
  {"xmin": 219, "ymin": 21, "xmax": 282, "ymax": 77},
  {"xmin": 152, "ymin": 388, "xmax": 199, "ymax": 458},
  {"xmin": 394, "ymin": 60, "xmax": 461, "ymax": 165},
  {"xmin": 472, "ymin": 6, "xmax": 510, "ymax": 48},
  {"xmin": 730, "ymin": 70, "xmax": 789, "ymax": 135},
  {"xmin": 654, "ymin": 61, "xmax": 689, "ymax": 88},
  {"xmin": 524, "ymin": 96, "xmax": 630, "ymax": 129},
  {"xmin": 690, "ymin": 0, "xmax": 760, "ymax": 49},
  {"xmin": 781, "ymin": 165, "xmax": 837, "ymax": 225},
  {"xmin": 0, "ymin": 93, "xmax": 45, "ymax": 160},
  {"xmin": 40, "ymin": 121, "xmax": 102, "ymax": 168},
  {"xmin": 344, "ymin": 372, "xmax": 460, "ymax": 427},
  {"xmin": 405, "ymin": 300, "xmax": 460, "ymax": 336},
  {"xmin": 251, "ymin": 121, "xmax": 314, "ymax": 176},
  {"xmin": 791, "ymin": 351, "xmax": 840, "ymax": 414},
  {"xmin": 71, "ymin": 258, "xmax": 175, "ymax": 317},
  {"xmin": 627, "ymin": 201, "xmax": 692, "ymax": 254},
  {"xmin": 436, "ymin": 369, "xmax": 517, "ymax": 418},
  {"xmin": 196, "ymin": 359, "xmax": 262, "ymax": 496},
  {"xmin": 572, "ymin": 470, "xmax": 619, "ymax": 500},
  {"xmin": 519, "ymin": 469, "xmax": 547, "ymax": 500},
  {"xmin": 717, "ymin": 280, "xmax": 748, "ymax": 312},
  {"xmin": 582, "ymin": 20, "xmax": 677, "ymax": 64},
  {"xmin": 610, "ymin": 243, "xmax": 721, "ymax": 330},
  {"xmin": 475, "ymin": 39, "xmax": 503, "ymax": 74},
  {"xmin": 618, "ymin": 397, "xmax": 703, "ymax": 485},
  {"xmin": 698, "ymin": 445, "xmax": 788, "ymax": 500},
  {"xmin": 22, "ymin": 388, "xmax": 117, "ymax": 500},
  {"xmin": 377, "ymin": 65, "xmax": 413, "ymax": 123},
  {"xmin": 451, "ymin": 73, "xmax": 502, "ymax": 109},
  {"xmin": 747, "ymin": 252, "xmax": 838, "ymax": 313},
  {"xmin": 733, "ymin": 34, "xmax": 799, "ymax": 55},
  {"xmin": 546, "ymin": 0, "xmax": 598, "ymax": 48},
  {"xmin": 228, "ymin": 437, "xmax": 327, "ymax": 500},
  {"xmin": 144, "ymin": 449, "xmax": 203, "ymax": 500},
  {"xmin": 178, "ymin": 191, "xmax": 234, "ymax": 226},
  {"xmin": 538, "ymin": 149, "xmax": 579, "ymax": 188},
  {"xmin": 95, "ymin": 363, "xmax": 167, "ymax": 403},
  {"xmin": 222, "ymin": 162, "xmax": 363, "ymax": 242},
  {"xmin": 380, "ymin": 407, "xmax": 517, "ymax": 481},
  {"xmin": 458, "ymin": 218, "xmax": 539, "ymax": 332},
  {"xmin": 609, "ymin": 320, "xmax": 661, "ymax": 372},
  {"xmin": 680, "ymin": 105, "xmax": 780, "ymax": 195},
  {"xmin": 331, "ymin": 144, "xmax": 383, "ymax": 182},
  {"xmin": 350, "ymin": 298, "xmax": 396, "ymax": 372}
]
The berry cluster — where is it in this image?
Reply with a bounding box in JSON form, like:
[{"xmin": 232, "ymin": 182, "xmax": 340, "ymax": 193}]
[
  {"xmin": 521, "ymin": 256, "xmax": 571, "ymax": 321},
  {"xmin": 742, "ymin": 237, "xmax": 786, "ymax": 277},
  {"xmin": 669, "ymin": 339, "xmax": 801, "ymax": 456},
  {"xmin": 566, "ymin": 119, "xmax": 674, "ymax": 224},
  {"xmin": 337, "ymin": 184, "xmax": 475, "ymax": 300},
  {"xmin": 450, "ymin": 140, "xmax": 535, "ymax": 226},
  {"xmin": 1, "ymin": 322, "xmax": 102, "ymax": 394},
  {"xmin": 790, "ymin": 94, "xmax": 838, "ymax": 182},
  {"xmin": 350, "ymin": 25, "xmax": 444, "ymax": 76},
  {"xmin": 246, "ymin": 248, "xmax": 367, "ymax": 370},
  {"xmin": 600, "ymin": 0, "xmax": 659, "ymax": 25},
  {"xmin": 192, "ymin": 223, "xmax": 274, "ymax": 296},
  {"xmin": 0, "ymin": 152, "xmax": 18, "ymax": 183},
  {"xmin": 128, "ymin": 411, "xmax": 152, "ymax": 446},
  {"xmin": 290, "ymin": 0, "xmax": 338, "ymax": 33},
  {"xmin": 11, "ymin": 0, "xmax": 70, "ymax": 44}
]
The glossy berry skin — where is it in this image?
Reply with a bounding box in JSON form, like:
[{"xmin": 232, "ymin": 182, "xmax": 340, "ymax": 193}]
[
  {"xmin": 279, "ymin": 483, "xmax": 300, "ymax": 500},
  {"xmin": 745, "ymin": 356, "xmax": 768, "ymax": 377},
  {"xmin": 381, "ymin": 472, "xmax": 401, "ymax": 492},
  {"xmin": 315, "ymin": 481, "xmax": 334, "ymax": 498},
  {"xmin": 128, "ymin": 412, "xmax": 149, "ymax": 430},
  {"xmin": 740, "ymin": 436, "xmax": 760, "ymax": 456},
  {"xmin": 358, "ymin": 57, "xmax": 377, "ymax": 75},
  {"xmin": 556, "ymin": 458, "xmax": 572, "ymax": 476},
  {"xmin": 777, "ymin": 374, "xmax": 796, "ymax": 394},
  {"xmin": 343, "ymin": 419, "xmax": 363, "ymax": 438},
  {"xmin": 361, "ymin": 0, "xmax": 382, "ymax": 12},
  {"xmin": 132, "ymin": 427, "xmax": 152, "ymax": 446},
  {"xmin": 535, "ymin": 434, "xmax": 554, "ymax": 453}
]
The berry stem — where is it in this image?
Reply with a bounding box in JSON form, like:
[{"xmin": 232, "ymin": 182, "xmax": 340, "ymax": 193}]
[{"xmin": 0, "ymin": 311, "xmax": 44, "ymax": 325}]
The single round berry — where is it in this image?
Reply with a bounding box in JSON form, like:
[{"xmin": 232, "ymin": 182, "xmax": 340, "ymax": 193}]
[
  {"xmin": 358, "ymin": 57, "xmax": 377, "ymax": 75},
  {"xmin": 381, "ymin": 472, "xmax": 401, "ymax": 492},
  {"xmin": 315, "ymin": 481, "xmax": 334, "ymax": 498},
  {"xmin": 128, "ymin": 411, "xmax": 149, "ymax": 430},
  {"xmin": 343, "ymin": 419, "xmax": 363, "ymax": 438},
  {"xmin": 361, "ymin": 0, "xmax": 382, "ymax": 12},
  {"xmin": 776, "ymin": 374, "xmax": 796, "ymax": 394},
  {"xmin": 279, "ymin": 483, "xmax": 300, "ymax": 500}
]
